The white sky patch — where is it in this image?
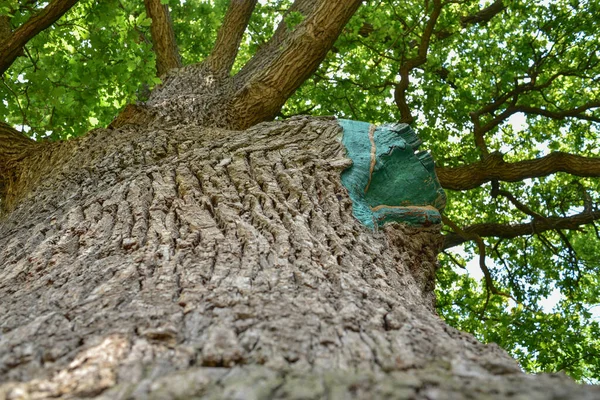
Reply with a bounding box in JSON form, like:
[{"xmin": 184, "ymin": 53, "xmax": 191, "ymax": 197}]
[
  {"xmin": 591, "ymin": 305, "xmax": 600, "ymax": 321},
  {"xmin": 541, "ymin": 287, "xmax": 562, "ymax": 312},
  {"xmin": 448, "ymin": 134, "xmax": 463, "ymax": 144},
  {"xmin": 507, "ymin": 112, "xmax": 528, "ymax": 133},
  {"xmin": 18, "ymin": 125, "xmax": 31, "ymax": 133}
]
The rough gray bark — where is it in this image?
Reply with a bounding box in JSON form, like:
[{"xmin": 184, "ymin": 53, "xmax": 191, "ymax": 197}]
[{"xmin": 1, "ymin": 116, "xmax": 598, "ymax": 399}]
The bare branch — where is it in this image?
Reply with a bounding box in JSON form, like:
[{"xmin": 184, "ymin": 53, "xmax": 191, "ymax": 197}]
[
  {"xmin": 436, "ymin": 152, "xmax": 600, "ymax": 191},
  {"xmin": 514, "ymin": 102, "xmax": 600, "ymax": 123},
  {"xmin": 466, "ymin": 68, "xmax": 594, "ymax": 156},
  {"xmin": 443, "ymin": 209, "xmax": 600, "ymax": 249},
  {"xmin": 0, "ymin": 0, "xmax": 79, "ymax": 75},
  {"xmin": 206, "ymin": 0, "xmax": 258, "ymax": 76},
  {"xmin": 144, "ymin": 0, "xmax": 182, "ymax": 77}
]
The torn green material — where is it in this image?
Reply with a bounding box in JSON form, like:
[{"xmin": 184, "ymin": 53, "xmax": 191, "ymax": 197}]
[{"xmin": 338, "ymin": 119, "xmax": 446, "ymax": 228}]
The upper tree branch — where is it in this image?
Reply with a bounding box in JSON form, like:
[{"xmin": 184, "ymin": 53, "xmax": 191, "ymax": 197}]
[
  {"xmin": 493, "ymin": 188, "xmax": 546, "ymax": 221},
  {"xmin": 443, "ymin": 209, "xmax": 600, "ymax": 249},
  {"xmin": 467, "ymin": 59, "xmax": 594, "ymax": 155},
  {"xmin": 206, "ymin": 0, "xmax": 258, "ymax": 76},
  {"xmin": 394, "ymin": 0, "xmax": 442, "ymax": 124},
  {"xmin": 231, "ymin": 0, "xmax": 363, "ymax": 130},
  {"xmin": 144, "ymin": 0, "xmax": 182, "ymax": 77},
  {"xmin": 460, "ymin": 0, "xmax": 506, "ymax": 27},
  {"xmin": 514, "ymin": 102, "xmax": 600, "ymax": 123},
  {"xmin": 436, "ymin": 151, "xmax": 600, "ymax": 191},
  {"xmin": 473, "ymin": 100, "xmax": 600, "ymax": 140},
  {"xmin": 0, "ymin": 0, "xmax": 79, "ymax": 75},
  {"xmin": 393, "ymin": 0, "xmax": 507, "ymax": 124}
]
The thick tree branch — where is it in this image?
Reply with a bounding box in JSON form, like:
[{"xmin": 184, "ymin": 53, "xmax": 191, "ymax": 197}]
[
  {"xmin": 436, "ymin": 152, "xmax": 600, "ymax": 191},
  {"xmin": 461, "ymin": 0, "xmax": 506, "ymax": 26},
  {"xmin": 0, "ymin": 122, "xmax": 36, "ymax": 159},
  {"xmin": 0, "ymin": 0, "xmax": 79, "ymax": 75},
  {"xmin": 206, "ymin": 0, "xmax": 258, "ymax": 76},
  {"xmin": 232, "ymin": 0, "xmax": 318, "ymax": 79},
  {"xmin": 231, "ymin": 0, "xmax": 363, "ymax": 129},
  {"xmin": 144, "ymin": 0, "xmax": 182, "ymax": 77},
  {"xmin": 443, "ymin": 209, "xmax": 600, "ymax": 249}
]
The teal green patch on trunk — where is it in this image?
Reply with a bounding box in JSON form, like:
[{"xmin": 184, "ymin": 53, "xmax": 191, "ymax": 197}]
[{"xmin": 338, "ymin": 119, "xmax": 446, "ymax": 229}]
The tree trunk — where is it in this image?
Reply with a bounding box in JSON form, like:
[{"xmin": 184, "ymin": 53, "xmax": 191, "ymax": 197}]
[{"xmin": 1, "ymin": 106, "xmax": 598, "ymax": 398}]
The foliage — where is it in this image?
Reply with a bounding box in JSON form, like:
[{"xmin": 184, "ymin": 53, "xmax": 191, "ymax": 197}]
[
  {"xmin": 1, "ymin": 0, "xmax": 599, "ymax": 381},
  {"xmin": 1, "ymin": 0, "xmax": 159, "ymax": 139}
]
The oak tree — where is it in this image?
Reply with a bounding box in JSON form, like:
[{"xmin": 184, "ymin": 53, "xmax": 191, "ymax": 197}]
[{"xmin": 1, "ymin": 0, "xmax": 599, "ymax": 397}]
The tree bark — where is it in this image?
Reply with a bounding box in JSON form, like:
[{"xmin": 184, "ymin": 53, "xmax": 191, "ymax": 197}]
[
  {"xmin": 1, "ymin": 115, "xmax": 598, "ymax": 399},
  {"xmin": 231, "ymin": 0, "xmax": 363, "ymax": 128},
  {"xmin": 0, "ymin": 122, "xmax": 39, "ymax": 211},
  {"xmin": 1, "ymin": 1, "xmax": 599, "ymax": 395}
]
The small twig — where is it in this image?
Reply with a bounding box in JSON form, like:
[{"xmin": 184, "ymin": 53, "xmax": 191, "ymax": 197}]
[
  {"xmin": 495, "ymin": 187, "xmax": 546, "ymax": 221},
  {"xmin": 442, "ymin": 215, "xmax": 509, "ymax": 297},
  {"xmin": 442, "ymin": 250, "xmax": 467, "ymax": 270},
  {"xmin": 1, "ymin": 77, "xmax": 27, "ymax": 127}
]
